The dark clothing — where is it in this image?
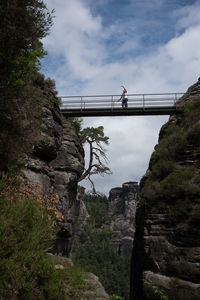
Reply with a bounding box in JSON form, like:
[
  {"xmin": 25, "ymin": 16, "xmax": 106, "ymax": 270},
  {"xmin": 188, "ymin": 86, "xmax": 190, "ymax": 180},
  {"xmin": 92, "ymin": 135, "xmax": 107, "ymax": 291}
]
[
  {"xmin": 122, "ymin": 98, "xmax": 128, "ymax": 108},
  {"xmin": 120, "ymin": 87, "xmax": 128, "ymax": 108}
]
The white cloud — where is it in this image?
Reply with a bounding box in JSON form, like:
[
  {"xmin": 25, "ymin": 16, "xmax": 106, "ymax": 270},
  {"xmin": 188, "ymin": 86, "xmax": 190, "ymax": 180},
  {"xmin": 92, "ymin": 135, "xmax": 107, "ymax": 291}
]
[
  {"xmin": 166, "ymin": 25, "xmax": 200, "ymax": 63},
  {"xmin": 175, "ymin": 1, "xmax": 200, "ymax": 30},
  {"xmin": 45, "ymin": 0, "xmax": 105, "ymax": 81},
  {"xmin": 43, "ymin": 0, "xmax": 200, "ymax": 194}
]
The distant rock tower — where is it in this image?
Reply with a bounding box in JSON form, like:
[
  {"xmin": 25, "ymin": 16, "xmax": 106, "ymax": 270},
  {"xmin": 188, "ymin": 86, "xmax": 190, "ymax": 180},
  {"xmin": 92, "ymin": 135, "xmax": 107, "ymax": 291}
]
[{"xmin": 108, "ymin": 182, "xmax": 139, "ymax": 256}]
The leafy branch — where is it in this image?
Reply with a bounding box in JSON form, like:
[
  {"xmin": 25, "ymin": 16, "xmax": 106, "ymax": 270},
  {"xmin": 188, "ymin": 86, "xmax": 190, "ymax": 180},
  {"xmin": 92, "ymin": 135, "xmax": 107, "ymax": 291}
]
[{"xmin": 143, "ymin": 279, "xmax": 168, "ymax": 300}]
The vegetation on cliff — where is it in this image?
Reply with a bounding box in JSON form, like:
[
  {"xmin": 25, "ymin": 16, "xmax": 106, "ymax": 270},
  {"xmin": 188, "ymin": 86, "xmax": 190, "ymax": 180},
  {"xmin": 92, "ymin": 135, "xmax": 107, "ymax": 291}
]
[
  {"xmin": 0, "ymin": 0, "xmax": 53, "ymax": 94},
  {"xmin": 79, "ymin": 126, "xmax": 111, "ymax": 186},
  {"xmin": 0, "ymin": 172, "xmax": 88, "ymax": 299},
  {"xmin": 0, "ymin": 1, "xmax": 88, "ymax": 299},
  {"xmin": 141, "ymin": 97, "xmax": 200, "ymax": 237},
  {"xmin": 71, "ymin": 119, "xmax": 112, "ymax": 192},
  {"xmin": 73, "ymin": 193, "xmax": 130, "ymax": 299},
  {"xmin": 0, "ymin": 0, "xmax": 59, "ymax": 169},
  {"xmin": 0, "ymin": 1, "xmax": 115, "ymax": 298}
]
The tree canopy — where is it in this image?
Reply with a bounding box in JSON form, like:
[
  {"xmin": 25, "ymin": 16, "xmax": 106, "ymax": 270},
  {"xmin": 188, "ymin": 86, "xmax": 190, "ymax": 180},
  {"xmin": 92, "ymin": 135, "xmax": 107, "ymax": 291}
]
[
  {"xmin": 0, "ymin": 0, "xmax": 54, "ymax": 96},
  {"xmin": 73, "ymin": 193, "xmax": 130, "ymax": 299},
  {"xmin": 0, "ymin": 0, "xmax": 54, "ymax": 169}
]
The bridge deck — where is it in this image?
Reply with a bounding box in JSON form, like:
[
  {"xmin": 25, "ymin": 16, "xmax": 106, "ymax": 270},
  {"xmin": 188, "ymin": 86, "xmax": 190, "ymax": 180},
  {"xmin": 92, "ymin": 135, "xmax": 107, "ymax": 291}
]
[{"xmin": 60, "ymin": 93, "xmax": 183, "ymax": 117}]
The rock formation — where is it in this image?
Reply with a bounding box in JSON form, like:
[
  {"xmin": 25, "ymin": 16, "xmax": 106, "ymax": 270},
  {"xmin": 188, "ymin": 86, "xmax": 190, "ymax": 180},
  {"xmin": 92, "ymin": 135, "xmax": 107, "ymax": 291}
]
[
  {"xmin": 48, "ymin": 254, "xmax": 109, "ymax": 300},
  {"xmin": 83, "ymin": 273, "xmax": 109, "ymax": 300},
  {"xmin": 131, "ymin": 79, "xmax": 200, "ymax": 300},
  {"xmin": 23, "ymin": 94, "xmax": 85, "ymax": 257},
  {"xmin": 108, "ymin": 182, "xmax": 139, "ymax": 256}
]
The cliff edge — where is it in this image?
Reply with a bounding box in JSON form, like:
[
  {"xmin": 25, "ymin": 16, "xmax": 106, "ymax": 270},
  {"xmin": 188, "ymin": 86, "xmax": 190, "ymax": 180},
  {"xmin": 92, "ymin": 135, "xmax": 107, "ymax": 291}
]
[
  {"xmin": 20, "ymin": 79, "xmax": 85, "ymax": 257},
  {"xmin": 131, "ymin": 79, "xmax": 200, "ymax": 300}
]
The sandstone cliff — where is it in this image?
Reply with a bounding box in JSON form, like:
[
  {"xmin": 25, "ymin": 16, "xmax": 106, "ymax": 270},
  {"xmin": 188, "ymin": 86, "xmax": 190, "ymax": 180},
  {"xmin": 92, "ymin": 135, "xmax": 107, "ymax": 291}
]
[
  {"xmin": 108, "ymin": 182, "xmax": 139, "ymax": 256},
  {"xmin": 22, "ymin": 88, "xmax": 85, "ymax": 257},
  {"xmin": 131, "ymin": 79, "xmax": 200, "ymax": 300}
]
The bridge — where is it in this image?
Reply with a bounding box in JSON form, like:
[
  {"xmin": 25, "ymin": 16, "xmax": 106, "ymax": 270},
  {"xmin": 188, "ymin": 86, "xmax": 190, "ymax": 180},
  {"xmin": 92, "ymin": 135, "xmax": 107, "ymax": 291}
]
[{"xmin": 60, "ymin": 93, "xmax": 184, "ymax": 117}]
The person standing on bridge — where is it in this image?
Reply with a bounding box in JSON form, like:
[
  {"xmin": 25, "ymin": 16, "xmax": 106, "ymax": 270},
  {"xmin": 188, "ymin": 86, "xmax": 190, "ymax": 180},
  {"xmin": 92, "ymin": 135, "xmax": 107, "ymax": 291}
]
[{"xmin": 119, "ymin": 86, "xmax": 128, "ymax": 108}]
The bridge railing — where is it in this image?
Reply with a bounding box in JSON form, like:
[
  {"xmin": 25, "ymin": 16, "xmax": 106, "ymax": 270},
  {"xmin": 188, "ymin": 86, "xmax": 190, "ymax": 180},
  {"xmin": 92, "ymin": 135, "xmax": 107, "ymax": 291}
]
[{"xmin": 60, "ymin": 93, "xmax": 184, "ymax": 111}]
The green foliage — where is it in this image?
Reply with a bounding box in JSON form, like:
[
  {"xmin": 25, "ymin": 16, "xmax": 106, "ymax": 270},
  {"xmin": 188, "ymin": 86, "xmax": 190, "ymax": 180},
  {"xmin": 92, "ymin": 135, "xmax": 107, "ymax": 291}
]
[
  {"xmin": 0, "ymin": 71, "xmax": 61, "ymax": 170},
  {"xmin": 141, "ymin": 97, "xmax": 200, "ymax": 236},
  {"xmin": 73, "ymin": 193, "xmax": 131, "ymax": 299},
  {"xmin": 78, "ymin": 126, "xmax": 111, "ymax": 190},
  {"xmin": 151, "ymin": 159, "xmax": 175, "ymax": 180},
  {"xmin": 150, "ymin": 124, "xmax": 187, "ymax": 167},
  {"xmin": 0, "ymin": 0, "xmax": 58, "ymax": 170},
  {"xmin": 70, "ymin": 117, "xmax": 83, "ymax": 134},
  {"xmin": 80, "ymin": 126, "xmax": 109, "ymax": 145},
  {"xmin": 0, "ymin": 0, "xmax": 54, "ymax": 95},
  {"xmin": 84, "ymin": 193, "xmax": 108, "ymax": 227},
  {"xmin": 187, "ymin": 121, "xmax": 200, "ymax": 146},
  {"xmin": 0, "ymin": 174, "xmax": 87, "ymax": 299},
  {"xmin": 143, "ymin": 280, "xmax": 168, "ymax": 300},
  {"xmin": 46, "ymin": 256, "xmax": 88, "ymax": 300},
  {"xmin": 179, "ymin": 98, "xmax": 200, "ymax": 126}
]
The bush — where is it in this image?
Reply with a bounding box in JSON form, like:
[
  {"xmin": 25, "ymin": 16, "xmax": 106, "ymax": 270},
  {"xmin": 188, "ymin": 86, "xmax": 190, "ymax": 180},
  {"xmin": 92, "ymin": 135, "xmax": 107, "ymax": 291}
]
[
  {"xmin": 187, "ymin": 122, "xmax": 200, "ymax": 146},
  {"xmin": 0, "ymin": 174, "xmax": 87, "ymax": 299},
  {"xmin": 143, "ymin": 280, "xmax": 168, "ymax": 300},
  {"xmin": 141, "ymin": 97, "xmax": 200, "ymax": 237}
]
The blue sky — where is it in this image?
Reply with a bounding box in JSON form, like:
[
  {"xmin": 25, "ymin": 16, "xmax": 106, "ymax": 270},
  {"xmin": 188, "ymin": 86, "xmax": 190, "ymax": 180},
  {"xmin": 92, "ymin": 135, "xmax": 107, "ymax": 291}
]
[{"xmin": 42, "ymin": 0, "xmax": 200, "ymax": 195}]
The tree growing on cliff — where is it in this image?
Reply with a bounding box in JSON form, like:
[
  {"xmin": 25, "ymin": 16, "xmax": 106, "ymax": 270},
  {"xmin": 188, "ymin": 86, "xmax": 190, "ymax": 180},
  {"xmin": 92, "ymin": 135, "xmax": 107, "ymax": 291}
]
[
  {"xmin": 0, "ymin": 0, "xmax": 54, "ymax": 95},
  {"xmin": 0, "ymin": 0, "xmax": 54, "ymax": 169},
  {"xmin": 78, "ymin": 126, "xmax": 112, "ymax": 192}
]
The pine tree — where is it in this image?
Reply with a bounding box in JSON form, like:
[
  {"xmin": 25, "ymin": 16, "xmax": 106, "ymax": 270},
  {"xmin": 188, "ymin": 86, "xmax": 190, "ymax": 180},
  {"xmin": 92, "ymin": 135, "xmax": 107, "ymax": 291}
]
[{"xmin": 79, "ymin": 126, "xmax": 112, "ymax": 192}]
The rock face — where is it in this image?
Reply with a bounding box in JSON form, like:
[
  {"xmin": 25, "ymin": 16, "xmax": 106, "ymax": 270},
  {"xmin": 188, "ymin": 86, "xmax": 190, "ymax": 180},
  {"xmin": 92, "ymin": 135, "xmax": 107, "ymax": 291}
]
[
  {"xmin": 83, "ymin": 273, "xmax": 109, "ymax": 300},
  {"xmin": 142, "ymin": 213, "xmax": 200, "ymax": 300},
  {"xmin": 23, "ymin": 98, "xmax": 84, "ymax": 257},
  {"xmin": 176, "ymin": 77, "xmax": 200, "ymax": 105},
  {"xmin": 131, "ymin": 79, "xmax": 200, "ymax": 300},
  {"xmin": 108, "ymin": 182, "xmax": 139, "ymax": 256}
]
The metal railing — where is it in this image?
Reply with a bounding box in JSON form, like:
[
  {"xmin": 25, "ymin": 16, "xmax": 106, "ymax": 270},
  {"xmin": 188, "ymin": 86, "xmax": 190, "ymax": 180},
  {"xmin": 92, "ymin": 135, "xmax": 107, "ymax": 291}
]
[{"xmin": 60, "ymin": 93, "xmax": 184, "ymax": 112}]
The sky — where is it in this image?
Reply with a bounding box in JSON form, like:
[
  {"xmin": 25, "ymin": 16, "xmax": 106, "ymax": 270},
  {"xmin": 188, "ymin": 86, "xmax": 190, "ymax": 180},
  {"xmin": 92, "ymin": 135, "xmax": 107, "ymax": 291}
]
[{"xmin": 42, "ymin": 0, "xmax": 200, "ymax": 195}]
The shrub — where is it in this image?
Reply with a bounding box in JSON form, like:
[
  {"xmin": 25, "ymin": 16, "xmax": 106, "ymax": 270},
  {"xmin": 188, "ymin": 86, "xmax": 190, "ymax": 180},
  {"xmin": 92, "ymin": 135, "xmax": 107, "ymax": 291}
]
[
  {"xmin": 141, "ymin": 97, "xmax": 200, "ymax": 237},
  {"xmin": 0, "ymin": 173, "xmax": 87, "ymax": 299},
  {"xmin": 143, "ymin": 280, "xmax": 168, "ymax": 300},
  {"xmin": 151, "ymin": 159, "xmax": 175, "ymax": 180},
  {"xmin": 179, "ymin": 97, "xmax": 200, "ymax": 127},
  {"xmin": 187, "ymin": 121, "xmax": 200, "ymax": 146}
]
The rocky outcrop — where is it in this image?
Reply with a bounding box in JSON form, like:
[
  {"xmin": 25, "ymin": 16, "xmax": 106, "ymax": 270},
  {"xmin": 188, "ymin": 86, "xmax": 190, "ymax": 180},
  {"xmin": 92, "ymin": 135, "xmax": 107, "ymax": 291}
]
[
  {"xmin": 48, "ymin": 254, "xmax": 109, "ymax": 299},
  {"xmin": 23, "ymin": 97, "xmax": 84, "ymax": 257},
  {"xmin": 143, "ymin": 271, "xmax": 200, "ymax": 300},
  {"xmin": 142, "ymin": 212, "xmax": 200, "ymax": 300},
  {"xmin": 83, "ymin": 273, "xmax": 109, "ymax": 300},
  {"xmin": 176, "ymin": 77, "xmax": 200, "ymax": 105},
  {"xmin": 108, "ymin": 182, "xmax": 139, "ymax": 256},
  {"xmin": 131, "ymin": 79, "xmax": 200, "ymax": 300}
]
